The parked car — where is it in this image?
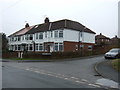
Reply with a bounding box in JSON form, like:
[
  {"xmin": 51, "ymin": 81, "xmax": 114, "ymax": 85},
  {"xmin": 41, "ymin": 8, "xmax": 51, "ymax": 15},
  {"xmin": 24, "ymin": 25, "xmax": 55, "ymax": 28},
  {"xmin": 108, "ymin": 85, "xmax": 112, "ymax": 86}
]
[{"xmin": 104, "ymin": 48, "xmax": 120, "ymax": 59}]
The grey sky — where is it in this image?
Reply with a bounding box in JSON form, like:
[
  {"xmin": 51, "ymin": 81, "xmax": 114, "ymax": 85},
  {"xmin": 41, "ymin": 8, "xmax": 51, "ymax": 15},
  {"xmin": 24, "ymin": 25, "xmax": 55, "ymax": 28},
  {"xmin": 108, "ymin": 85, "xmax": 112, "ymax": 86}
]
[{"xmin": 1, "ymin": 0, "xmax": 119, "ymax": 38}]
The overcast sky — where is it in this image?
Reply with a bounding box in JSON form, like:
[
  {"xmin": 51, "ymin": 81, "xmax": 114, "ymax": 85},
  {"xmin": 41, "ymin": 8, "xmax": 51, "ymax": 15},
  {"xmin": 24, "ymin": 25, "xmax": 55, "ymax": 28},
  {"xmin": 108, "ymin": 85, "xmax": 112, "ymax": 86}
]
[{"xmin": 0, "ymin": 0, "xmax": 119, "ymax": 38}]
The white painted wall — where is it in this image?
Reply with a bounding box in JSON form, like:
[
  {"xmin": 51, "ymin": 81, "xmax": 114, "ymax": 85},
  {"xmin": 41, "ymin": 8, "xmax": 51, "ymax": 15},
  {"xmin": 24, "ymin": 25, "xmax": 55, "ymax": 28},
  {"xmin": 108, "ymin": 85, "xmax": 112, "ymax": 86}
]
[
  {"xmin": 64, "ymin": 29, "xmax": 95, "ymax": 43},
  {"xmin": 83, "ymin": 32, "xmax": 95, "ymax": 43},
  {"xmin": 8, "ymin": 29, "xmax": 95, "ymax": 46},
  {"xmin": 64, "ymin": 29, "xmax": 79, "ymax": 42}
]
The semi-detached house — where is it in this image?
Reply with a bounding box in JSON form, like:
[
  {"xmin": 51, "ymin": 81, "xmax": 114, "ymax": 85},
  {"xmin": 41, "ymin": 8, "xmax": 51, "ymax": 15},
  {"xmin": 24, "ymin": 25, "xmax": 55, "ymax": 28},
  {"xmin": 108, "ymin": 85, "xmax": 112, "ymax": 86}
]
[{"xmin": 8, "ymin": 18, "xmax": 96, "ymax": 52}]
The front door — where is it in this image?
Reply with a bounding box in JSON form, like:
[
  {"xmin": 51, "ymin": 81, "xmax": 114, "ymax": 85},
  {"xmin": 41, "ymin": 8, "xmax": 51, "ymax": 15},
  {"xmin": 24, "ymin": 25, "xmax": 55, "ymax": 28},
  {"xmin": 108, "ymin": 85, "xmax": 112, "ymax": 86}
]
[
  {"xmin": 44, "ymin": 43, "xmax": 54, "ymax": 52},
  {"xmin": 50, "ymin": 45, "xmax": 54, "ymax": 52}
]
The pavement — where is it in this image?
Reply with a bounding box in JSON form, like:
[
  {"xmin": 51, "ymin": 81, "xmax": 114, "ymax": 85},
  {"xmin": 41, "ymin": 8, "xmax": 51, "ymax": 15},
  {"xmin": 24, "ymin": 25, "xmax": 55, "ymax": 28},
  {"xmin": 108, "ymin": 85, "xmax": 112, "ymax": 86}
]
[
  {"xmin": 95, "ymin": 60, "xmax": 120, "ymax": 83},
  {"xmin": 1, "ymin": 54, "xmax": 104, "ymax": 62}
]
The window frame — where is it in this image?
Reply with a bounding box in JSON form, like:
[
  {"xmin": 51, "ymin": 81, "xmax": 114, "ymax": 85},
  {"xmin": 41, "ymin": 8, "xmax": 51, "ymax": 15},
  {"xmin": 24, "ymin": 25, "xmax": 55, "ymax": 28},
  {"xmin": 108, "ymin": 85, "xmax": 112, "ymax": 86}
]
[
  {"xmin": 39, "ymin": 32, "xmax": 43, "ymax": 39},
  {"xmin": 59, "ymin": 30, "xmax": 63, "ymax": 38},
  {"xmin": 54, "ymin": 31, "xmax": 58, "ymax": 38}
]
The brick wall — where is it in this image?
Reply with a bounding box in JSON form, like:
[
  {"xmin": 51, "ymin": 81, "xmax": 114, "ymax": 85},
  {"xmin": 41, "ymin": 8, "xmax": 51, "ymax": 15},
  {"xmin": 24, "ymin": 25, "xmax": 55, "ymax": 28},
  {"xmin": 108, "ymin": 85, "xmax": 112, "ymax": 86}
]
[{"xmin": 64, "ymin": 41, "xmax": 95, "ymax": 52}]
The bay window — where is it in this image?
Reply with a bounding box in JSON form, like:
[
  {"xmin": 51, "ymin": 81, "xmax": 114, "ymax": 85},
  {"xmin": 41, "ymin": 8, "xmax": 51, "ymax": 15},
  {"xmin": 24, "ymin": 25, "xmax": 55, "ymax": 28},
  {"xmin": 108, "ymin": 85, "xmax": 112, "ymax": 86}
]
[
  {"xmin": 59, "ymin": 43, "xmax": 63, "ymax": 51},
  {"xmin": 54, "ymin": 43, "xmax": 63, "ymax": 52}
]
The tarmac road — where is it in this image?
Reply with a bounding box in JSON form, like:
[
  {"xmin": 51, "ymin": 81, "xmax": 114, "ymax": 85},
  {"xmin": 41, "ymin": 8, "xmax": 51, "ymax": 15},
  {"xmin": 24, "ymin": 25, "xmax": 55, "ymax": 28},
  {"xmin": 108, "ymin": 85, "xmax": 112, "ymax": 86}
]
[
  {"xmin": 3, "ymin": 63, "xmax": 98, "ymax": 88},
  {"xmin": 2, "ymin": 55, "xmax": 118, "ymax": 89}
]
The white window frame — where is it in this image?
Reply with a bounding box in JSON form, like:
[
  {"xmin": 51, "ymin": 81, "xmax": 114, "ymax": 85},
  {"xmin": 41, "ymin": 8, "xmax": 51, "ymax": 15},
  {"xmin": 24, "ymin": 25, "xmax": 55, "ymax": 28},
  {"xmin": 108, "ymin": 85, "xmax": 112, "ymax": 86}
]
[
  {"xmin": 54, "ymin": 31, "xmax": 58, "ymax": 38},
  {"xmin": 36, "ymin": 33, "xmax": 39, "ymax": 40},
  {"xmin": 39, "ymin": 44, "xmax": 43, "ymax": 51},
  {"xmin": 39, "ymin": 32, "xmax": 43, "ymax": 39},
  {"xmin": 51, "ymin": 31, "xmax": 53, "ymax": 38},
  {"xmin": 59, "ymin": 43, "xmax": 63, "ymax": 51},
  {"xmin": 54, "ymin": 43, "xmax": 63, "ymax": 52},
  {"xmin": 35, "ymin": 44, "xmax": 39, "ymax": 51},
  {"xmin": 59, "ymin": 30, "xmax": 63, "ymax": 38},
  {"xmin": 45, "ymin": 32, "xmax": 47, "ymax": 38}
]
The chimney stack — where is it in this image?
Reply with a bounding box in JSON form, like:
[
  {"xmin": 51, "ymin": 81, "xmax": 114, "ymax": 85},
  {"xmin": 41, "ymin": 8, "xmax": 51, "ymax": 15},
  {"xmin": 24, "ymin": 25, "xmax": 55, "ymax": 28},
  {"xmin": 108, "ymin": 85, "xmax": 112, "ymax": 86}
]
[
  {"xmin": 25, "ymin": 23, "xmax": 30, "ymax": 28},
  {"xmin": 115, "ymin": 35, "xmax": 117, "ymax": 38},
  {"xmin": 44, "ymin": 17, "xmax": 49, "ymax": 23}
]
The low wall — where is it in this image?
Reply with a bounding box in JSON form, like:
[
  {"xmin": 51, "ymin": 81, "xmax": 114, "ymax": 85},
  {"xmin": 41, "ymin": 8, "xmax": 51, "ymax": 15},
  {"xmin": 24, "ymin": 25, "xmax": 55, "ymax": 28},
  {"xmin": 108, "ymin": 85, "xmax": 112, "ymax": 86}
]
[{"xmin": 2, "ymin": 45, "xmax": 116, "ymax": 59}]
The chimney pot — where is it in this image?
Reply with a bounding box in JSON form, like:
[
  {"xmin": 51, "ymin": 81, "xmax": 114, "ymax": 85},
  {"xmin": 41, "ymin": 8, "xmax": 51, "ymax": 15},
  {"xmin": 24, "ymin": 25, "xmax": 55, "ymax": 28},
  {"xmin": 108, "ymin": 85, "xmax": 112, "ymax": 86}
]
[
  {"xmin": 25, "ymin": 23, "xmax": 30, "ymax": 28},
  {"xmin": 44, "ymin": 17, "xmax": 49, "ymax": 23}
]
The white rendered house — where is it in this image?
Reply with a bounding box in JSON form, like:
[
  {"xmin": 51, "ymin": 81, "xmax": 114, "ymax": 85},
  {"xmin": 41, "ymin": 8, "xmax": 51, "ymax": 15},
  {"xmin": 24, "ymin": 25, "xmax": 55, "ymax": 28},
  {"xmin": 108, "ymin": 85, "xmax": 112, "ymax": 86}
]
[{"xmin": 8, "ymin": 18, "xmax": 96, "ymax": 52}]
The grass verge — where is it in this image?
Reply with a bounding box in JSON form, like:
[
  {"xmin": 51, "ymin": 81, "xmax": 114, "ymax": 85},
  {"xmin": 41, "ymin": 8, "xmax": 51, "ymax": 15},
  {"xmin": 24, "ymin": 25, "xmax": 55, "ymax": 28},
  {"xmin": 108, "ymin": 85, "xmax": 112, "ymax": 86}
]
[{"xmin": 112, "ymin": 59, "xmax": 120, "ymax": 72}]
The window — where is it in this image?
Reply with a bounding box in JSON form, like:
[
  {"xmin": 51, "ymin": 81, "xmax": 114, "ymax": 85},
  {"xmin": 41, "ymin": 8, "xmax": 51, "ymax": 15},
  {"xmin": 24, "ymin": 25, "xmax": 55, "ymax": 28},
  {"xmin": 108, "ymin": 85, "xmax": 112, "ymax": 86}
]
[
  {"xmin": 14, "ymin": 37, "xmax": 17, "ymax": 41},
  {"xmin": 18, "ymin": 36, "xmax": 21, "ymax": 41},
  {"xmin": 12, "ymin": 37, "xmax": 14, "ymax": 41},
  {"xmin": 39, "ymin": 33, "xmax": 43, "ymax": 39},
  {"xmin": 36, "ymin": 33, "xmax": 38, "ymax": 39},
  {"xmin": 45, "ymin": 32, "xmax": 47, "ymax": 38},
  {"xmin": 25, "ymin": 35, "xmax": 28, "ymax": 40},
  {"xmin": 22, "ymin": 36, "xmax": 24, "ymax": 40},
  {"xmin": 11, "ymin": 45, "xmax": 14, "ymax": 51},
  {"xmin": 59, "ymin": 43, "xmax": 63, "ymax": 51},
  {"xmin": 35, "ymin": 44, "xmax": 39, "ymax": 51},
  {"xmin": 55, "ymin": 31, "xmax": 58, "ymax": 38},
  {"xmin": 30, "ymin": 34, "xmax": 33, "ymax": 40},
  {"xmin": 26, "ymin": 44, "xmax": 28, "ymax": 51},
  {"xmin": 88, "ymin": 45, "xmax": 92, "ymax": 50},
  {"xmin": 35, "ymin": 44, "xmax": 43, "ymax": 51},
  {"xmin": 18, "ymin": 45, "xmax": 21, "ymax": 50},
  {"xmin": 15, "ymin": 45, "xmax": 17, "ymax": 51},
  {"xmin": 39, "ymin": 44, "xmax": 43, "ymax": 51},
  {"xmin": 80, "ymin": 45, "xmax": 84, "ymax": 49},
  {"xmin": 51, "ymin": 31, "xmax": 53, "ymax": 37},
  {"xmin": 54, "ymin": 43, "xmax": 63, "ymax": 52},
  {"xmin": 54, "ymin": 43, "xmax": 58, "ymax": 51},
  {"xmin": 59, "ymin": 31, "xmax": 63, "ymax": 38},
  {"xmin": 29, "ymin": 44, "xmax": 33, "ymax": 51}
]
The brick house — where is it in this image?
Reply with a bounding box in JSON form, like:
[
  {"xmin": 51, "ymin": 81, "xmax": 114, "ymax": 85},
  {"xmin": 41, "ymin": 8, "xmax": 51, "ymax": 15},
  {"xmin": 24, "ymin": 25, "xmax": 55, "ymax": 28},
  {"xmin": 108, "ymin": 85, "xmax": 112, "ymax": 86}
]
[
  {"xmin": 8, "ymin": 18, "xmax": 96, "ymax": 52},
  {"xmin": 95, "ymin": 33, "xmax": 111, "ymax": 45},
  {"xmin": 110, "ymin": 35, "xmax": 120, "ymax": 46}
]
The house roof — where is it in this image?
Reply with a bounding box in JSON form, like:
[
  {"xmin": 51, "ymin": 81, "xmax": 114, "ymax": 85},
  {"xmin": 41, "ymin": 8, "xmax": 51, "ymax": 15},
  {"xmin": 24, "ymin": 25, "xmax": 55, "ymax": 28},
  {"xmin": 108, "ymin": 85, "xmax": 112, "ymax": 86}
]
[
  {"xmin": 9, "ymin": 19, "xmax": 96, "ymax": 37},
  {"xmin": 26, "ymin": 19, "xmax": 96, "ymax": 34},
  {"xmin": 95, "ymin": 33, "xmax": 110, "ymax": 39},
  {"xmin": 8, "ymin": 26, "xmax": 34, "ymax": 37},
  {"xmin": 111, "ymin": 35, "xmax": 120, "ymax": 40}
]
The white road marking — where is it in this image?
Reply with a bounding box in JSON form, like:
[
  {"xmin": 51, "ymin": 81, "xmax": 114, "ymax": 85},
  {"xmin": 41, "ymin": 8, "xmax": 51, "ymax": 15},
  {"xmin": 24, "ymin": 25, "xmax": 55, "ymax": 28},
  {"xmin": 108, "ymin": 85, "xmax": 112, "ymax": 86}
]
[
  {"xmin": 75, "ymin": 80, "xmax": 85, "ymax": 84},
  {"xmin": 110, "ymin": 86, "xmax": 117, "ymax": 88},
  {"xmin": 88, "ymin": 84, "xmax": 100, "ymax": 87},
  {"xmin": 34, "ymin": 71, "xmax": 40, "ymax": 73},
  {"xmin": 23, "ymin": 67, "xmax": 107, "ymax": 89},
  {"xmin": 25, "ymin": 68, "xmax": 30, "ymax": 70},
  {"xmin": 64, "ymin": 78, "xmax": 68, "ymax": 80},
  {"xmin": 81, "ymin": 79, "xmax": 88, "ymax": 82},
  {"xmin": 71, "ymin": 77, "xmax": 79, "ymax": 79},
  {"xmin": 95, "ymin": 83, "xmax": 103, "ymax": 86}
]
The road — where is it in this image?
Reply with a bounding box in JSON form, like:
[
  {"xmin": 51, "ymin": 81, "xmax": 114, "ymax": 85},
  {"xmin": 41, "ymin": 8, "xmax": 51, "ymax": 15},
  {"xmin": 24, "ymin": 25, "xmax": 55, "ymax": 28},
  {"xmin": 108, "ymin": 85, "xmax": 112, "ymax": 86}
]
[
  {"xmin": 2, "ymin": 55, "xmax": 117, "ymax": 88},
  {"xmin": 3, "ymin": 65, "xmax": 94, "ymax": 88}
]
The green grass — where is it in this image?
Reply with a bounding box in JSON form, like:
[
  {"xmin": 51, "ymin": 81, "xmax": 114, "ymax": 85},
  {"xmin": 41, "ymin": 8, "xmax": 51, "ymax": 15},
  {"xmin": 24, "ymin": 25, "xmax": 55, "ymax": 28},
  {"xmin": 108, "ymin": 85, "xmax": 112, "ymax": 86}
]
[
  {"xmin": 9, "ymin": 58, "xmax": 50, "ymax": 61},
  {"xmin": 112, "ymin": 59, "xmax": 120, "ymax": 72}
]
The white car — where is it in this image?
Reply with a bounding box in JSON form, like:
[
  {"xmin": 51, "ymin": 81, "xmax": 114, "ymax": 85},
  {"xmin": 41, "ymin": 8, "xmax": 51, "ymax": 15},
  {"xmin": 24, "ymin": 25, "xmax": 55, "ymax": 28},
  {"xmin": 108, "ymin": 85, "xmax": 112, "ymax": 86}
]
[{"xmin": 104, "ymin": 48, "xmax": 120, "ymax": 59}]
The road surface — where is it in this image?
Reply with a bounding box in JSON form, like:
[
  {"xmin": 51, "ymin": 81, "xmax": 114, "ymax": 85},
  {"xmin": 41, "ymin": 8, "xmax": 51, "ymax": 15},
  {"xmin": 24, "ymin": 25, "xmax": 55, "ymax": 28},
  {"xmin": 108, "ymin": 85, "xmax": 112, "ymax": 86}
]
[{"xmin": 2, "ymin": 55, "xmax": 118, "ymax": 89}]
